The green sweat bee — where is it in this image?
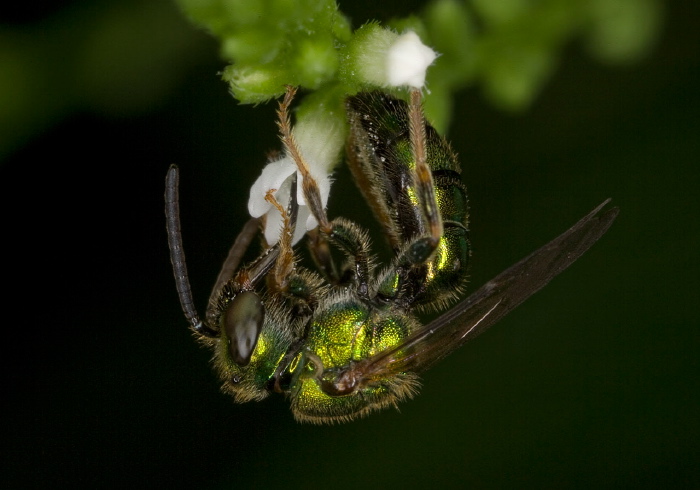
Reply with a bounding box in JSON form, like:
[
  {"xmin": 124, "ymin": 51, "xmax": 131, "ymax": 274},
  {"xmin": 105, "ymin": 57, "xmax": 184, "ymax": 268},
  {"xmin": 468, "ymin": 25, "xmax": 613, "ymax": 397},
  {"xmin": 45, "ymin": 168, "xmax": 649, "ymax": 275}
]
[{"xmin": 165, "ymin": 87, "xmax": 618, "ymax": 424}]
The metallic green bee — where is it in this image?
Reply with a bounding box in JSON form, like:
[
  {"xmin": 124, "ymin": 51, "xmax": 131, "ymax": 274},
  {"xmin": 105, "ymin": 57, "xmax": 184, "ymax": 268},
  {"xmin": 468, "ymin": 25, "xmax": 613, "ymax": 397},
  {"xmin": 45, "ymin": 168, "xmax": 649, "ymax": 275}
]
[{"xmin": 165, "ymin": 88, "xmax": 618, "ymax": 424}]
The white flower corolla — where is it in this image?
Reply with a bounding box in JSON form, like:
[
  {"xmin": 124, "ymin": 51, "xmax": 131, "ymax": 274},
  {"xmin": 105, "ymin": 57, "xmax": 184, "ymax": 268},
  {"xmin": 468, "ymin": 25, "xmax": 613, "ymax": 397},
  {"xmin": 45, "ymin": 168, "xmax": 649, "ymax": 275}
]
[
  {"xmin": 247, "ymin": 114, "xmax": 342, "ymax": 246},
  {"xmin": 385, "ymin": 31, "xmax": 437, "ymax": 88},
  {"xmin": 350, "ymin": 26, "xmax": 437, "ymax": 90}
]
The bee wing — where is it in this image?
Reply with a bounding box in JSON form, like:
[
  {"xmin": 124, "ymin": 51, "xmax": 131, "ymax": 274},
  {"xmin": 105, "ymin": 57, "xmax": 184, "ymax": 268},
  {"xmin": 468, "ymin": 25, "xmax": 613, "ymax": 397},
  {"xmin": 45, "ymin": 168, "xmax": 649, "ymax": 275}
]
[{"xmin": 361, "ymin": 199, "xmax": 619, "ymax": 379}]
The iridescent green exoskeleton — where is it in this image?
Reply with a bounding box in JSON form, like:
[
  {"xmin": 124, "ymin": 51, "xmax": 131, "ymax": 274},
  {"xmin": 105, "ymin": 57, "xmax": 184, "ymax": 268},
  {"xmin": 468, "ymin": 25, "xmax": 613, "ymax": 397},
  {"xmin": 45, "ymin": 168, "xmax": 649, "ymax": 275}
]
[{"xmin": 165, "ymin": 88, "xmax": 619, "ymax": 424}]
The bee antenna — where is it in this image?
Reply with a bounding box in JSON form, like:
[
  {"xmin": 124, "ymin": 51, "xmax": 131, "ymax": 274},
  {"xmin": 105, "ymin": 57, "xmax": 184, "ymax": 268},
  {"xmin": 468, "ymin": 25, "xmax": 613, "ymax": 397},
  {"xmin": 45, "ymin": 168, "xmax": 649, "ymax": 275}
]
[{"xmin": 165, "ymin": 165, "xmax": 211, "ymax": 336}]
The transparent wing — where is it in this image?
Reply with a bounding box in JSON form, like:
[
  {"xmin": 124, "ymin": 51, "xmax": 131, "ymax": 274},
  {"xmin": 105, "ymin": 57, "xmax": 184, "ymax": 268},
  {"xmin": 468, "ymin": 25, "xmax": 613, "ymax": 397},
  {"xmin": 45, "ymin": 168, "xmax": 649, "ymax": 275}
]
[{"xmin": 361, "ymin": 200, "xmax": 619, "ymax": 379}]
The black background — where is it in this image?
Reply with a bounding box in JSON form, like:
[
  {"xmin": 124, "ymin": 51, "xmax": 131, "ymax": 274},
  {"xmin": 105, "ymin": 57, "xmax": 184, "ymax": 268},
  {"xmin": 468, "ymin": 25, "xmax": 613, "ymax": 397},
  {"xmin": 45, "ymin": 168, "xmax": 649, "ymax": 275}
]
[{"xmin": 2, "ymin": 0, "xmax": 698, "ymax": 488}]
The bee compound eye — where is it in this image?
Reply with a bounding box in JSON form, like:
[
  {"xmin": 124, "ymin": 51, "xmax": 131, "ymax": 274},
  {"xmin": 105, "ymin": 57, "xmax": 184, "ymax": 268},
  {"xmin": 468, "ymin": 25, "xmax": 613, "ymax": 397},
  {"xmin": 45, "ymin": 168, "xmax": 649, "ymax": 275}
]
[{"xmin": 223, "ymin": 291, "xmax": 265, "ymax": 366}]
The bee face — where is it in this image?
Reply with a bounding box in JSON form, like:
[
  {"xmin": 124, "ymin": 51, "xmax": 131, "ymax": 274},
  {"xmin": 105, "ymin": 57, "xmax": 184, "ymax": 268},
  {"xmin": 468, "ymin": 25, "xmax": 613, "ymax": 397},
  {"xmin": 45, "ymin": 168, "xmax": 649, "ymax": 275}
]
[{"xmin": 166, "ymin": 88, "xmax": 618, "ymax": 424}]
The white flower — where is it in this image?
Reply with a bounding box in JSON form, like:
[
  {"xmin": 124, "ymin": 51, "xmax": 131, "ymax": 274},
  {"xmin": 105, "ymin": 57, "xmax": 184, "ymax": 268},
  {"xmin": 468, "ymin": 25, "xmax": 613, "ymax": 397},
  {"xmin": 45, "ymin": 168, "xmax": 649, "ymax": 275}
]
[
  {"xmin": 385, "ymin": 31, "xmax": 437, "ymax": 88},
  {"xmin": 351, "ymin": 26, "xmax": 437, "ymax": 90},
  {"xmin": 248, "ymin": 113, "xmax": 342, "ymax": 246}
]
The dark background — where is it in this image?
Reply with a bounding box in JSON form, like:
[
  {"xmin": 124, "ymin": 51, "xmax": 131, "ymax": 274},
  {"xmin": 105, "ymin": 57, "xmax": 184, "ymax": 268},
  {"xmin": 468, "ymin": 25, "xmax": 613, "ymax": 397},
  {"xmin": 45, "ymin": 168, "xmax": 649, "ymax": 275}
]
[{"xmin": 2, "ymin": 0, "xmax": 698, "ymax": 488}]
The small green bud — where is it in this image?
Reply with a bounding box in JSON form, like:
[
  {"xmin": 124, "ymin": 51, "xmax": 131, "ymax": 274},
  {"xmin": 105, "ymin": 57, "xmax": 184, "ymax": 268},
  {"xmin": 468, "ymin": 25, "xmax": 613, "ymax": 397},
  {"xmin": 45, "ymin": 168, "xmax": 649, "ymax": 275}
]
[{"xmin": 221, "ymin": 64, "xmax": 288, "ymax": 104}]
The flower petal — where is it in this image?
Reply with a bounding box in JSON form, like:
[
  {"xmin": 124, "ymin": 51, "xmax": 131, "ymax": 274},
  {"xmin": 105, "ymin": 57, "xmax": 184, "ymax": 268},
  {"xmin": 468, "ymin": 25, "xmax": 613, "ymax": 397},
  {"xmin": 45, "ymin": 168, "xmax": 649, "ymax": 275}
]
[
  {"xmin": 262, "ymin": 180, "xmax": 312, "ymax": 246},
  {"xmin": 247, "ymin": 158, "xmax": 296, "ymax": 218},
  {"xmin": 386, "ymin": 31, "xmax": 437, "ymax": 88},
  {"xmin": 294, "ymin": 206, "xmax": 312, "ymax": 244}
]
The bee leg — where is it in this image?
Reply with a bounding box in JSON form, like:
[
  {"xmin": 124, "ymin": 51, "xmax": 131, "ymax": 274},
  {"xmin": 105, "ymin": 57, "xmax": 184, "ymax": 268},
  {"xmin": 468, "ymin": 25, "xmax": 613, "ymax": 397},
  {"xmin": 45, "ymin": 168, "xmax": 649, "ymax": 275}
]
[
  {"xmin": 375, "ymin": 91, "xmax": 449, "ymax": 306},
  {"xmin": 262, "ymin": 176, "xmax": 299, "ymax": 295},
  {"xmin": 203, "ymin": 241, "xmax": 281, "ymax": 339},
  {"xmin": 206, "ymin": 170, "xmax": 304, "ymax": 324},
  {"xmin": 276, "ymin": 85, "xmax": 331, "ymax": 233},
  {"xmin": 206, "ymin": 217, "xmax": 261, "ymax": 316},
  {"xmin": 205, "ymin": 177, "xmax": 302, "ymax": 364},
  {"xmin": 408, "ymin": 88, "xmax": 443, "ymax": 251},
  {"xmin": 257, "ymin": 176, "xmax": 324, "ymax": 316},
  {"xmin": 276, "ymin": 86, "xmax": 372, "ymax": 299},
  {"xmin": 306, "ymin": 228, "xmax": 339, "ymax": 282},
  {"xmin": 276, "ymin": 184, "xmax": 374, "ymax": 303},
  {"xmin": 375, "ymin": 237, "xmax": 437, "ymax": 307},
  {"xmin": 307, "ymin": 228, "xmax": 355, "ymax": 287},
  {"xmin": 325, "ymin": 217, "xmax": 373, "ymax": 300}
]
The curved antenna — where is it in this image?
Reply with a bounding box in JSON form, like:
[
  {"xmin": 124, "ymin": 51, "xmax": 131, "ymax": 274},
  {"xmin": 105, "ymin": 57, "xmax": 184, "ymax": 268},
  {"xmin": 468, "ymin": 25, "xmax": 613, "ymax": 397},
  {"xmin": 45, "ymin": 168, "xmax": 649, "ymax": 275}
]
[{"xmin": 165, "ymin": 165, "xmax": 212, "ymax": 336}]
